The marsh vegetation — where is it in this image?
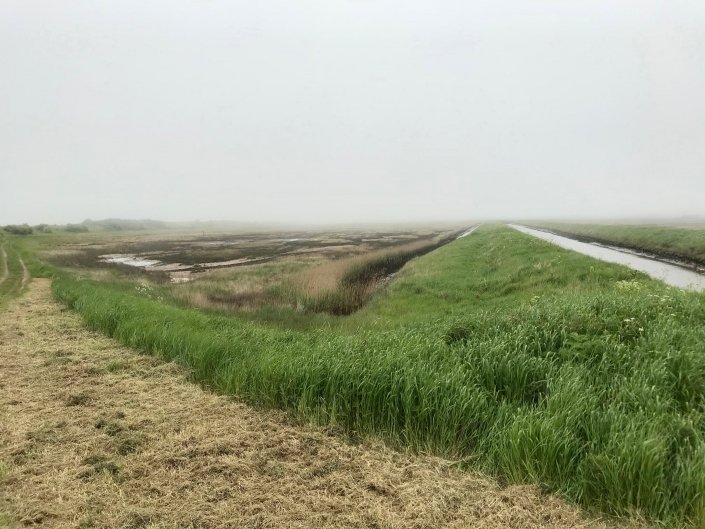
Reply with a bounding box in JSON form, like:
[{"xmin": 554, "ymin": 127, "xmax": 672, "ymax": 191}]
[{"xmin": 41, "ymin": 225, "xmax": 463, "ymax": 318}]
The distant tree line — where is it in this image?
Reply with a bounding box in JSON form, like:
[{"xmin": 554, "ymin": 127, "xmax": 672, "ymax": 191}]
[
  {"xmin": 2, "ymin": 224, "xmax": 34, "ymax": 235},
  {"xmin": 65, "ymin": 223, "xmax": 89, "ymax": 232},
  {"xmin": 1, "ymin": 223, "xmax": 89, "ymax": 235},
  {"xmin": 81, "ymin": 218, "xmax": 167, "ymax": 231},
  {"xmin": 2, "ymin": 218, "xmax": 170, "ymax": 235}
]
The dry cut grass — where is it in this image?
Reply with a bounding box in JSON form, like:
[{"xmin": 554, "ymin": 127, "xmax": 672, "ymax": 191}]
[{"xmin": 0, "ymin": 279, "xmax": 628, "ymax": 529}]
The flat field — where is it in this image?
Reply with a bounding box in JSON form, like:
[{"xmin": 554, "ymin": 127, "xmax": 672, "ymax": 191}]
[{"xmin": 3, "ymin": 224, "xmax": 705, "ymax": 527}]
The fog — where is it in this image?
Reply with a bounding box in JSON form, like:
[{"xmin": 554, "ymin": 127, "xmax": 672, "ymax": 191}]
[{"xmin": 2, "ymin": 1, "xmax": 704, "ymax": 226}]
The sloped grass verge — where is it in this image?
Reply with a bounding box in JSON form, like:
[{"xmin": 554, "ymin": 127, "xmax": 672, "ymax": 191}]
[
  {"xmin": 52, "ymin": 261, "xmax": 705, "ymax": 526},
  {"xmin": 534, "ymin": 223, "xmax": 705, "ymax": 268}
]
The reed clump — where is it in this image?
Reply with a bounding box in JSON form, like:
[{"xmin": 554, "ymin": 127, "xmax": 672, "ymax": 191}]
[{"xmin": 298, "ymin": 235, "xmax": 457, "ymax": 315}]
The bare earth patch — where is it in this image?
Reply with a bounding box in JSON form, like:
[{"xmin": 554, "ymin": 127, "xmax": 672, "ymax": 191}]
[{"xmin": 0, "ymin": 280, "xmax": 626, "ymax": 528}]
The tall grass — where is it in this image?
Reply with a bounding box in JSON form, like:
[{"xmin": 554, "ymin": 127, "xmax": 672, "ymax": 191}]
[{"xmin": 50, "ymin": 226, "xmax": 705, "ymax": 526}]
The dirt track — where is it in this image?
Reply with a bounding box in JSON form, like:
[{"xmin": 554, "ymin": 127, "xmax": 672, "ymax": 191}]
[
  {"xmin": 0, "ymin": 246, "xmax": 7, "ymax": 286},
  {"xmin": 17, "ymin": 258, "xmax": 29, "ymax": 290},
  {"xmin": 0, "ymin": 280, "xmax": 621, "ymax": 529}
]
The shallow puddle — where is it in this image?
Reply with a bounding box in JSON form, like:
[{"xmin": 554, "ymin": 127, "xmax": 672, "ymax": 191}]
[{"xmin": 99, "ymin": 254, "xmax": 162, "ymax": 268}]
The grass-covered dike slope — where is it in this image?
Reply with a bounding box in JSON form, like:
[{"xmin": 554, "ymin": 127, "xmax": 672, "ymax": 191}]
[
  {"xmin": 51, "ymin": 225, "xmax": 705, "ymax": 526},
  {"xmin": 532, "ymin": 223, "xmax": 705, "ymax": 268}
]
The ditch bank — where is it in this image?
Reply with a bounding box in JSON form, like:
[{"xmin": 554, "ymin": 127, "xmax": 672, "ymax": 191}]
[
  {"xmin": 511, "ymin": 225, "xmax": 705, "ymax": 291},
  {"xmin": 527, "ymin": 226, "xmax": 705, "ymax": 273}
]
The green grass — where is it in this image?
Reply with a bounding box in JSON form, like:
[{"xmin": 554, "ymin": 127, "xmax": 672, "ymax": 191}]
[
  {"xmin": 0, "ymin": 237, "xmax": 27, "ymax": 308},
  {"xmin": 40, "ymin": 225, "xmax": 705, "ymax": 526},
  {"xmin": 533, "ymin": 223, "xmax": 705, "ymax": 267},
  {"xmin": 0, "ymin": 230, "xmax": 57, "ymax": 309},
  {"xmin": 342, "ymin": 224, "xmax": 645, "ymax": 328}
]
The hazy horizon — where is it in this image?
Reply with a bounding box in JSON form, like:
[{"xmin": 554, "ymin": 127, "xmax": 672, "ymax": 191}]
[
  {"xmin": 3, "ymin": 1, "xmax": 705, "ymax": 226},
  {"xmin": 7, "ymin": 214, "xmax": 705, "ymax": 231}
]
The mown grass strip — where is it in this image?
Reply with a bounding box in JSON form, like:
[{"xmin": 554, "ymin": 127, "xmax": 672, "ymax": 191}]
[{"xmin": 50, "ymin": 226, "xmax": 705, "ymax": 526}]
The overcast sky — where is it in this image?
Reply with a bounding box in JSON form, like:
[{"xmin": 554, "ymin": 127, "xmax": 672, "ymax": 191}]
[{"xmin": 2, "ymin": 1, "xmax": 704, "ymax": 225}]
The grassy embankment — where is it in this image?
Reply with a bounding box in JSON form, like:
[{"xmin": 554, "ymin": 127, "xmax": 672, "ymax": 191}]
[
  {"xmin": 46, "ymin": 225, "xmax": 705, "ymax": 526},
  {"xmin": 533, "ymin": 223, "xmax": 705, "ymax": 268}
]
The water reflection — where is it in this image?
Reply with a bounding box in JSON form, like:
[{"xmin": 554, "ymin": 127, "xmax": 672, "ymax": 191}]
[{"xmin": 510, "ymin": 225, "xmax": 705, "ymax": 292}]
